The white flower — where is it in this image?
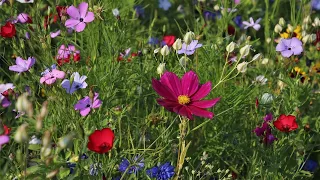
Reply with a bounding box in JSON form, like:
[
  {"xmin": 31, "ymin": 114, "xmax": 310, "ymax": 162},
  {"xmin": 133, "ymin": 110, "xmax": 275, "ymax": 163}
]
[
  {"xmin": 158, "ymin": 0, "xmax": 171, "ymax": 11},
  {"xmin": 237, "ymin": 61, "xmax": 248, "ymax": 73},
  {"xmin": 16, "ymin": 0, "xmax": 34, "ymax": 3},
  {"xmin": 261, "ymin": 93, "xmax": 274, "ymax": 104},
  {"xmin": 253, "ymin": 75, "xmax": 267, "ymax": 85},
  {"xmin": 112, "ymin": 8, "xmax": 120, "ymax": 17},
  {"xmin": 29, "ymin": 135, "xmax": 42, "ymax": 145}
]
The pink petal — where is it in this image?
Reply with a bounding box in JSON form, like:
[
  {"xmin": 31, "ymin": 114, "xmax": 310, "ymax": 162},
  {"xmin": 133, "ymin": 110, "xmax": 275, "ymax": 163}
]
[
  {"xmin": 181, "ymin": 71, "xmax": 199, "ymax": 96},
  {"xmin": 16, "ymin": 57, "xmax": 25, "ymax": 66},
  {"xmin": 0, "ymin": 135, "xmax": 9, "ymax": 146},
  {"xmin": 189, "ymin": 105, "xmax": 214, "ymax": 119},
  {"xmin": 51, "ymin": 69, "xmax": 65, "ymax": 79},
  {"xmin": 74, "ymin": 97, "xmax": 90, "ymax": 110},
  {"xmin": 190, "ymin": 82, "xmax": 211, "ymax": 101},
  {"xmin": 157, "ymin": 99, "xmax": 179, "ymax": 112},
  {"xmin": 45, "ymin": 77, "xmax": 57, "ymax": 85},
  {"xmin": 65, "ymin": 19, "xmax": 80, "ymax": 28},
  {"xmin": 191, "ymin": 97, "xmax": 221, "ymax": 108},
  {"xmin": 173, "ymin": 106, "xmax": 193, "ymax": 120},
  {"xmin": 78, "ymin": 2, "xmax": 88, "ymax": 18},
  {"xmin": 67, "ymin": 5, "xmax": 80, "ymax": 19},
  {"xmin": 9, "ymin": 65, "xmax": 25, "ymax": 73},
  {"xmin": 152, "ymin": 79, "xmax": 177, "ymax": 101},
  {"xmin": 160, "ymin": 72, "xmax": 182, "ymax": 97},
  {"xmin": 50, "ymin": 30, "xmax": 61, "ymax": 38},
  {"xmin": 92, "ymin": 99, "xmax": 102, "ymax": 109},
  {"xmin": 84, "ymin": 12, "xmax": 95, "ymax": 23},
  {"xmin": 80, "ymin": 107, "xmax": 91, "ymax": 116},
  {"xmin": 26, "ymin": 57, "xmax": 35, "ymax": 69},
  {"xmin": 75, "ymin": 22, "xmax": 86, "ymax": 32},
  {"xmin": 40, "ymin": 76, "xmax": 46, "ymax": 84}
]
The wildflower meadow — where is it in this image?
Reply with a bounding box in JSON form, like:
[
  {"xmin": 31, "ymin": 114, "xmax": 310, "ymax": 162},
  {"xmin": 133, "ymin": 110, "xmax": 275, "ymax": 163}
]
[{"xmin": 1, "ymin": 0, "xmax": 320, "ymax": 179}]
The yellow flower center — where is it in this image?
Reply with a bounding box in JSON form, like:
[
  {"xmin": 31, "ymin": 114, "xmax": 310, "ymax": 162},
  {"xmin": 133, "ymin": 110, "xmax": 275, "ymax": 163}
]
[{"xmin": 178, "ymin": 95, "xmax": 190, "ymax": 105}]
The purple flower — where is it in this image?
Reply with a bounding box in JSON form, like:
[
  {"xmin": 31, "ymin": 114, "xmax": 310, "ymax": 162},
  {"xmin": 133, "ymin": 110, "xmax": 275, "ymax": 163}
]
[
  {"xmin": 312, "ymin": 0, "xmax": 320, "ymax": 10},
  {"xmin": 146, "ymin": 162, "xmax": 175, "ymax": 180},
  {"xmin": 263, "ymin": 113, "xmax": 273, "ymax": 121},
  {"xmin": 118, "ymin": 156, "xmax": 144, "ymax": 174},
  {"xmin": 16, "ymin": 13, "xmax": 31, "ymax": 24},
  {"xmin": 9, "ymin": 57, "xmax": 35, "ymax": 73},
  {"xmin": 148, "ymin": 37, "xmax": 159, "ymax": 46},
  {"xmin": 253, "ymin": 113, "xmax": 277, "ymax": 145},
  {"xmin": 134, "ymin": 5, "xmax": 145, "ymax": 18},
  {"xmin": 159, "ymin": 0, "xmax": 171, "ymax": 11},
  {"xmin": 276, "ymin": 37, "xmax": 303, "ymax": 58},
  {"xmin": 177, "ymin": 40, "xmax": 202, "ymax": 55},
  {"xmin": 25, "ymin": 32, "xmax": 30, "ymax": 39},
  {"xmin": 0, "ymin": 83, "xmax": 14, "ymax": 103},
  {"xmin": 0, "ymin": 0, "xmax": 7, "ymax": 5},
  {"xmin": 61, "ymin": 72, "xmax": 88, "ymax": 94},
  {"xmin": 0, "ymin": 135, "xmax": 9, "ymax": 150},
  {"xmin": 242, "ymin": 17, "xmax": 261, "ymax": 30},
  {"xmin": 203, "ymin": 11, "xmax": 217, "ymax": 21},
  {"xmin": 74, "ymin": 93, "xmax": 102, "ymax": 116},
  {"xmin": 303, "ymin": 159, "xmax": 318, "ymax": 172},
  {"xmin": 56, "ymin": 44, "xmax": 80, "ymax": 59},
  {"xmin": 41, "ymin": 64, "xmax": 57, "ymax": 76},
  {"xmin": 65, "ymin": 2, "xmax": 95, "ymax": 32},
  {"xmin": 50, "ymin": 30, "xmax": 61, "ymax": 38},
  {"xmin": 235, "ymin": 0, "xmax": 240, "ymax": 4}
]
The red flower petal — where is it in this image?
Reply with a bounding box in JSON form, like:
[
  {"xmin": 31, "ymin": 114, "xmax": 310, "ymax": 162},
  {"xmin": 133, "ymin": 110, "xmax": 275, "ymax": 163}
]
[
  {"xmin": 181, "ymin": 71, "xmax": 199, "ymax": 96},
  {"xmin": 190, "ymin": 82, "xmax": 211, "ymax": 101},
  {"xmin": 152, "ymin": 79, "xmax": 177, "ymax": 101},
  {"xmin": 189, "ymin": 105, "xmax": 214, "ymax": 119},
  {"xmin": 191, "ymin": 97, "xmax": 221, "ymax": 108},
  {"xmin": 160, "ymin": 72, "xmax": 182, "ymax": 97}
]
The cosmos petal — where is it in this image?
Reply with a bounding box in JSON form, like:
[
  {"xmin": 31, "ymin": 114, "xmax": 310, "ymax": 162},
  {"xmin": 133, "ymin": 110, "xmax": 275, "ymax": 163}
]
[
  {"xmin": 191, "ymin": 82, "xmax": 211, "ymax": 101},
  {"xmin": 189, "ymin": 105, "xmax": 214, "ymax": 119},
  {"xmin": 191, "ymin": 97, "xmax": 221, "ymax": 108}
]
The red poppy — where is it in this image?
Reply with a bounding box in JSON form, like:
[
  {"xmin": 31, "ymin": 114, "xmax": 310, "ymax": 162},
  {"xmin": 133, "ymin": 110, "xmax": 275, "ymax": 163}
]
[
  {"xmin": 162, "ymin": 35, "xmax": 176, "ymax": 47},
  {"xmin": 0, "ymin": 22, "xmax": 16, "ymax": 38},
  {"xmin": 2, "ymin": 125, "xmax": 11, "ymax": 135},
  {"xmin": 87, "ymin": 128, "xmax": 115, "ymax": 154},
  {"xmin": 273, "ymin": 114, "xmax": 298, "ymax": 132}
]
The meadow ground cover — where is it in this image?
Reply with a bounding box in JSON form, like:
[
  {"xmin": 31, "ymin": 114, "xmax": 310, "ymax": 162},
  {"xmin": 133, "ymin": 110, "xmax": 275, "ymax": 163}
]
[{"xmin": 0, "ymin": 0, "xmax": 320, "ymax": 179}]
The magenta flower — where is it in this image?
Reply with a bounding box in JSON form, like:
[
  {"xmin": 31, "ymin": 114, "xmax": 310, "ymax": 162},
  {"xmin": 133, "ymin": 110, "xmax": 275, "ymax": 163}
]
[
  {"xmin": 152, "ymin": 71, "xmax": 220, "ymax": 120},
  {"xmin": 65, "ymin": 2, "xmax": 95, "ymax": 32},
  {"xmin": 253, "ymin": 113, "xmax": 277, "ymax": 145},
  {"xmin": 9, "ymin": 57, "xmax": 35, "ymax": 73},
  {"xmin": 0, "ymin": 83, "xmax": 14, "ymax": 108},
  {"xmin": 276, "ymin": 37, "xmax": 303, "ymax": 58},
  {"xmin": 74, "ymin": 93, "xmax": 102, "ymax": 116},
  {"xmin": 40, "ymin": 69, "xmax": 65, "ymax": 85},
  {"xmin": 56, "ymin": 44, "xmax": 80, "ymax": 59}
]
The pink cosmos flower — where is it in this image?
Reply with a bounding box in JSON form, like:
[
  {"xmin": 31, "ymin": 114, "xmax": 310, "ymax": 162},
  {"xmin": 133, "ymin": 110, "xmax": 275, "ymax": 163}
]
[
  {"xmin": 9, "ymin": 56, "xmax": 35, "ymax": 73},
  {"xmin": 40, "ymin": 69, "xmax": 65, "ymax": 85},
  {"xmin": 74, "ymin": 93, "xmax": 102, "ymax": 116},
  {"xmin": 152, "ymin": 71, "xmax": 220, "ymax": 120},
  {"xmin": 65, "ymin": 2, "xmax": 95, "ymax": 32}
]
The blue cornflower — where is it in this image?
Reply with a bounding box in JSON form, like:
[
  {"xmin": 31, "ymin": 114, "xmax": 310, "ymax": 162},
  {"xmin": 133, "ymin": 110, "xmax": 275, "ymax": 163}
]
[
  {"xmin": 61, "ymin": 72, "xmax": 88, "ymax": 94},
  {"xmin": 119, "ymin": 156, "xmax": 145, "ymax": 174},
  {"xmin": 203, "ymin": 10, "xmax": 216, "ymax": 21},
  {"xmin": 134, "ymin": 5, "xmax": 145, "ymax": 18},
  {"xmin": 234, "ymin": 15, "xmax": 242, "ymax": 28},
  {"xmin": 146, "ymin": 162, "xmax": 175, "ymax": 180},
  {"xmin": 312, "ymin": 0, "xmax": 320, "ymax": 10},
  {"xmin": 89, "ymin": 163, "xmax": 101, "ymax": 176},
  {"xmin": 67, "ymin": 162, "xmax": 76, "ymax": 174},
  {"xmin": 148, "ymin": 37, "xmax": 159, "ymax": 46},
  {"xmin": 303, "ymin": 160, "xmax": 318, "ymax": 172}
]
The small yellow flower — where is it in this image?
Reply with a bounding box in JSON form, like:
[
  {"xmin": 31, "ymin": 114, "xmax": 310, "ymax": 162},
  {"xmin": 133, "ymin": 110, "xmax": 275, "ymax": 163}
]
[{"xmin": 279, "ymin": 25, "xmax": 302, "ymax": 39}]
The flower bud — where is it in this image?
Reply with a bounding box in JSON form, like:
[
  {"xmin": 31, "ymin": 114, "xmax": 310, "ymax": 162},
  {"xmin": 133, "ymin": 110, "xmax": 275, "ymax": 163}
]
[
  {"xmin": 154, "ymin": 48, "xmax": 160, "ymax": 54},
  {"xmin": 239, "ymin": 45, "xmax": 251, "ymax": 57},
  {"xmin": 179, "ymin": 56, "xmax": 190, "ymax": 69},
  {"xmin": 252, "ymin": 53, "xmax": 261, "ymax": 61},
  {"xmin": 237, "ymin": 61, "xmax": 248, "ymax": 73},
  {"xmin": 266, "ymin": 38, "xmax": 271, "ymax": 44},
  {"xmin": 274, "ymin": 24, "xmax": 282, "ymax": 33},
  {"xmin": 14, "ymin": 123, "xmax": 28, "ymax": 143},
  {"xmin": 160, "ymin": 45, "xmax": 170, "ymax": 56},
  {"xmin": 157, "ymin": 63, "xmax": 166, "ymax": 75},
  {"xmin": 46, "ymin": 170, "xmax": 59, "ymax": 179},
  {"xmin": 58, "ymin": 133, "xmax": 75, "ymax": 149},
  {"xmin": 261, "ymin": 58, "xmax": 269, "ymax": 65},
  {"xmin": 302, "ymin": 34, "xmax": 310, "ymax": 44},
  {"xmin": 184, "ymin": 31, "xmax": 195, "ymax": 45},
  {"xmin": 279, "ymin": 17, "xmax": 286, "ymax": 26},
  {"xmin": 172, "ymin": 38, "xmax": 182, "ymax": 50},
  {"xmin": 287, "ymin": 24, "xmax": 294, "ymax": 33},
  {"xmin": 16, "ymin": 93, "xmax": 33, "ymax": 118},
  {"xmin": 226, "ymin": 42, "xmax": 236, "ymax": 53},
  {"xmin": 261, "ymin": 93, "xmax": 274, "ymax": 104},
  {"xmin": 39, "ymin": 101, "xmax": 48, "ymax": 120},
  {"xmin": 314, "ymin": 17, "xmax": 320, "ymax": 27},
  {"xmin": 303, "ymin": 16, "xmax": 311, "ymax": 24},
  {"xmin": 42, "ymin": 130, "xmax": 51, "ymax": 148},
  {"xmin": 214, "ymin": 5, "xmax": 220, "ymax": 11}
]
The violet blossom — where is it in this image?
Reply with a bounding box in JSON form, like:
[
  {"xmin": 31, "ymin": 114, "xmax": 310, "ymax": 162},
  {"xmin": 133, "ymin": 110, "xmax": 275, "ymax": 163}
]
[
  {"xmin": 276, "ymin": 37, "xmax": 303, "ymax": 57},
  {"xmin": 74, "ymin": 93, "xmax": 102, "ymax": 116},
  {"xmin": 177, "ymin": 40, "xmax": 202, "ymax": 55},
  {"xmin": 65, "ymin": 2, "xmax": 95, "ymax": 32}
]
